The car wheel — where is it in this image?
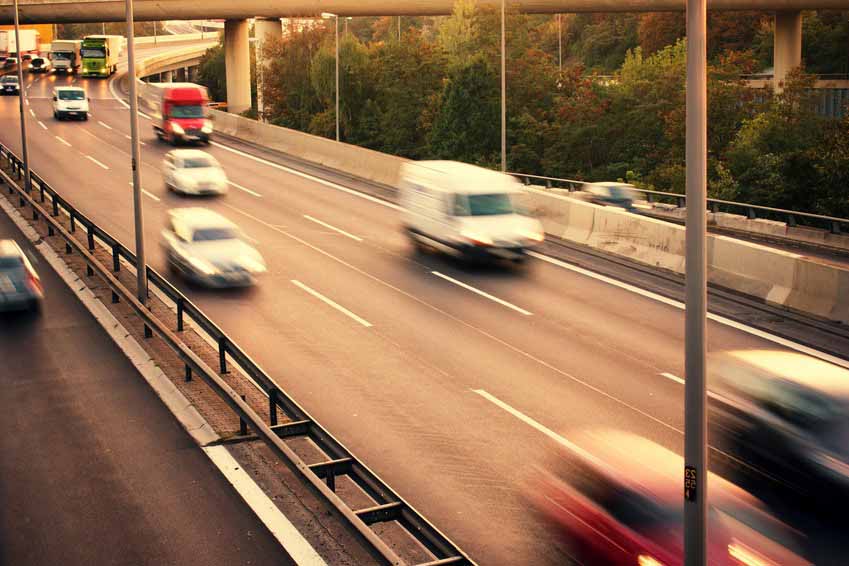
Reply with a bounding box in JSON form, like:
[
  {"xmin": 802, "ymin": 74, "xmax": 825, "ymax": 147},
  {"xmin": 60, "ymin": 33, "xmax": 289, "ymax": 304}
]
[
  {"xmin": 83, "ymin": 114, "xmax": 88, "ymax": 121},
  {"xmin": 28, "ymin": 299, "xmax": 41, "ymax": 314}
]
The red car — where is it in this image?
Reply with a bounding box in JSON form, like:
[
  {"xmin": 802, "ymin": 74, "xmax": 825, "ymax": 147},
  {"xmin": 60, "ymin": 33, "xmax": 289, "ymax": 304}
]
[{"xmin": 526, "ymin": 430, "xmax": 807, "ymax": 566}]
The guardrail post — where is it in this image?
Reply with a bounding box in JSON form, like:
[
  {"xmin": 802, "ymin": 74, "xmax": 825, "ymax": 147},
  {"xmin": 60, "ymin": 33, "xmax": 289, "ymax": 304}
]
[
  {"xmin": 709, "ymin": 202, "xmax": 719, "ymax": 214},
  {"xmin": 47, "ymin": 224, "xmax": 54, "ymax": 237},
  {"xmin": 176, "ymin": 298, "xmax": 184, "ymax": 331},
  {"xmin": 239, "ymin": 395, "xmax": 248, "ymax": 435},
  {"xmin": 19, "ymin": 193, "xmax": 25, "ymax": 207},
  {"xmin": 747, "ymin": 207, "xmax": 756, "ymax": 220},
  {"xmin": 112, "ymin": 290, "xmax": 119, "ymax": 304},
  {"xmin": 87, "ymin": 227, "xmax": 95, "ymax": 251},
  {"xmin": 51, "ymin": 197, "xmax": 58, "ymax": 217},
  {"xmin": 69, "ymin": 212, "xmax": 76, "ymax": 233},
  {"xmin": 38, "ymin": 182, "xmax": 45, "ymax": 203},
  {"xmin": 677, "ymin": 196, "xmax": 685, "ymax": 208},
  {"xmin": 185, "ymin": 364, "xmax": 192, "ymax": 382},
  {"xmin": 269, "ymin": 388, "xmax": 278, "ymax": 426},
  {"xmin": 86, "ymin": 264, "xmax": 94, "ymax": 277},
  {"xmin": 831, "ymin": 221, "xmax": 841, "ymax": 235},
  {"xmin": 218, "ymin": 337, "xmax": 228, "ymax": 374},
  {"xmin": 144, "ymin": 324, "xmax": 152, "ymax": 339},
  {"xmin": 65, "ymin": 242, "xmax": 72, "ymax": 255},
  {"xmin": 32, "ymin": 207, "xmax": 38, "ymax": 221},
  {"xmin": 787, "ymin": 214, "xmax": 796, "ymax": 227},
  {"xmin": 326, "ymin": 469, "xmax": 336, "ymax": 492},
  {"xmin": 112, "ymin": 245, "xmax": 120, "ymax": 272}
]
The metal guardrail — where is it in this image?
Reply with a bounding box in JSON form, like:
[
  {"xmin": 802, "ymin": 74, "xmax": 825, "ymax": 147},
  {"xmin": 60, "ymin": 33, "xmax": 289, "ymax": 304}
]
[
  {"xmin": 0, "ymin": 142, "xmax": 476, "ymax": 566},
  {"xmin": 510, "ymin": 171, "xmax": 849, "ymax": 235}
]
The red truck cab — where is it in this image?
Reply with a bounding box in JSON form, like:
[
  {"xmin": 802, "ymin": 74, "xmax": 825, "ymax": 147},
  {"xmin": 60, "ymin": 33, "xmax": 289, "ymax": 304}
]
[{"xmin": 153, "ymin": 83, "xmax": 212, "ymax": 146}]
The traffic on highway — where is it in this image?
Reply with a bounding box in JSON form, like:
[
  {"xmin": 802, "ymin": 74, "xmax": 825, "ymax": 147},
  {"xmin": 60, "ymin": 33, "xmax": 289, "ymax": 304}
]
[{"xmin": 1, "ymin": 37, "xmax": 847, "ymax": 566}]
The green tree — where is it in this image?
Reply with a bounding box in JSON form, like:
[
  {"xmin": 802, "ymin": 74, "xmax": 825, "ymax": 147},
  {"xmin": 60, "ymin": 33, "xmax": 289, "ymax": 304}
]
[{"xmin": 197, "ymin": 43, "xmax": 226, "ymax": 102}]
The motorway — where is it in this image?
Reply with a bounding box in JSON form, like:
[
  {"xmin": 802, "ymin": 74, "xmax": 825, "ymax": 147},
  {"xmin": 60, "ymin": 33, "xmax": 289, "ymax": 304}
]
[
  {"xmin": 1, "ymin": 52, "xmax": 847, "ymax": 564},
  {"xmin": 0, "ymin": 184, "xmax": 293, "ymax": 565}
]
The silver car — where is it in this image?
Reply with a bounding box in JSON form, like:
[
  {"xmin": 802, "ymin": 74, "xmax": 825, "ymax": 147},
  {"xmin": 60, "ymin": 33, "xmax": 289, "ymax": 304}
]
[
  {"xmin": 163, "ymin": 149, "xmax": 228, "ymax": 196},
  {"xmin": 161, "ymin": 208, "xmax": 266, "ymax": 287},
  {"xmin": 0, "ymin": 75, "xmax": 20, "ymax": 95},
  {"xmin": 0, "ymin": 239, "xmax": 43, "ymax": 312}
]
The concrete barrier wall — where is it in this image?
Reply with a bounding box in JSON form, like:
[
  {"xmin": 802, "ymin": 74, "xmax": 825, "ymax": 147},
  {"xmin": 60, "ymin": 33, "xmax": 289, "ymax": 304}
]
[
  {"xmin": 523, "ymin": 187, "xmax": 849, "ymax": 323},
  {"xmin": 210, "ymin": 110, "xmax": 408, "ymax": 189}
]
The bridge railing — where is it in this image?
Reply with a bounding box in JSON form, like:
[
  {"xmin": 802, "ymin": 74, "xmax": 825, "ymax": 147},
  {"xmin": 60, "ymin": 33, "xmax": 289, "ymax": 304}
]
[
  {"xmin": 509, "ymin": 171, "xmax": 849, "ymax": 235},
  {"xmin": 0, "ymin": 142, "xmax": 477, "ymax": 566}
]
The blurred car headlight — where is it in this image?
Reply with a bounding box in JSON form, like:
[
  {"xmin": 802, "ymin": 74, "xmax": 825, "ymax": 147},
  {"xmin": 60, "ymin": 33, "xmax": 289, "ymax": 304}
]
[
  {"xmin": 728, "ymin": 542, "xmax": 772, "ymax": 566},
  {"xmin": 187, "ymin": 256, "xmax": 217, "ymax": 275},
  {"xmin": 171, "ymin": 123, "xmax": 185, "ymax": 136},
  {"xmin": 240, "ymin": 254, "xmax": 266, "ymax": 274},
  {"xmin": 637, "ymin": 556, "xmax": 666, "ymax": 566},
  {"xmin": 201, "ymin": 120, "xmax": 213, "ymax": 134},
  {"xmin": 521, "ymin": 226, "xmax": 545, "ymax": 244},
  {"xmin": 460, "ymin": 229, "xmax": 493, "ymax": 247}
]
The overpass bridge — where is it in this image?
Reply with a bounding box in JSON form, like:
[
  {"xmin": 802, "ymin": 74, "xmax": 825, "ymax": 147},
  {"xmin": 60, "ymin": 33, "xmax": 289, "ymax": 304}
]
[{"xmin": 2, "ymin": 0, "xmax": 846, "ymax": 112}]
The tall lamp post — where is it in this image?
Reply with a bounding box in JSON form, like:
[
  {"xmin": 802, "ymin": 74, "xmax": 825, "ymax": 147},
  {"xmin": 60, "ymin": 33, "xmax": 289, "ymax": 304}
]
[
  {"xmin": 321, "ymin": 13, "xmax": 340, "ymax": 142},
  {"xmin": 125, "ymin": 0, "xmax": 147, "ymax": 304},
  {"xmin": 500, "ymin": 0, "xmax": 506, "ymax": 172},
  {"xmin": 12, "ymin": 0, "xmax": 31, "ymax": 195},
  {"xmin": 684, "ymin": 0, "xmax": 708, "ymax": 562}
]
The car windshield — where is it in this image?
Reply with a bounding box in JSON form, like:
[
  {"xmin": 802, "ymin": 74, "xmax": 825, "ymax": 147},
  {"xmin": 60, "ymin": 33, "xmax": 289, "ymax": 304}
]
[
  {"xmin": 58, "ymin": 90, "xmax": 85, "ymax": 101},
  {"xmin": 181, "ymin": 158, "xmax": 215, "ymax": 169},
  {"xmin": 81, "ymin": 48, "xmax": 105, "ymax": 58},
  {"xmin": 454, "ymin": 193, "xmax": 515, "ymax": 216},
  {"xmin": 0, "ymin": 256, "xmax": 24, "ymax": 269},
  {"xmin": 52, "ymin": 52, "xmax": 72, "ymax": 60},
  {"xmin": 170, "ymin": 105, "xmax": 204, "ymax": 119},
  {"xmin": 192, "ymin": 227, "xmax": 237, "ymax": 242},
  {"xmin": 32, "ymin": 58, "xmax": 45, "ymax": 65},
  {"xmin": 1, "ymin": 76, "xmax": 17, "ymax": 84}
]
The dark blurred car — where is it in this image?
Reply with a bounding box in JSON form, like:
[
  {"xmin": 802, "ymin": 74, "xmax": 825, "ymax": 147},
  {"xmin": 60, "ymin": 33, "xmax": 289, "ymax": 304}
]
[
  {"xmin": 1, "ymin": 75, "xmax": 20, "ymax": 95},
  {"xmin": 3, "ymin": 56, "xmax": 19, "ymax": 69},
  {"xmin": 29, "ymin": 56, "xmax": 50, "ymax": 73},
  {"xmin": 710, "ymin": 350, "xmax": 849, "ymax": 502},
  {"xmin": 526, "ymin": 429, "xmax": 807, "ymax": 566},
  {"xmin": 0, "ymin": 239, "xmax": 43, "ymax": 313},
  {"xmin": 584, "ymin": 182, "xmax": 641, "ymax": 211}
]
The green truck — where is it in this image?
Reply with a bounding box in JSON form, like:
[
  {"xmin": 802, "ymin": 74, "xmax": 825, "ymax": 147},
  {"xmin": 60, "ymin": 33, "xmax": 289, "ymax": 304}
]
[{"xmin": 81, "ymin": 35, "xmax": 124, "ymax": 77}]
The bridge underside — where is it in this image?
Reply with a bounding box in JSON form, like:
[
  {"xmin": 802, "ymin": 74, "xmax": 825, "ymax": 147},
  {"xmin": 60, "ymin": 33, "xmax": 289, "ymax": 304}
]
[{"xmin": 1, "ymin": 0, "xmax": 847, "ymax": 23}]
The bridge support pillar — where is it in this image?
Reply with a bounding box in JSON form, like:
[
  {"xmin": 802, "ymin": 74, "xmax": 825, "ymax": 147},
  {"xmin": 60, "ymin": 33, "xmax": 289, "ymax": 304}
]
[
  {"xmin": 224, "ymin": 19, "xmax": 251, "ymax": 114},
  {"xmin": 254, "ymin": 18, "xmax": 282, "ymax": 120},
  {"xmin": 774, "ymin": 10, "xmax": 802, "ymax": 92}
]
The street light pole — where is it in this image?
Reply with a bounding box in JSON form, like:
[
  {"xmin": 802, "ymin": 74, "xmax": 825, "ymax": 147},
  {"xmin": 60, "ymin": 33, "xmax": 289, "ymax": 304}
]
[
  {"xmin": 500, "ymin": 0, "xmax": 506, "ymax": 172},
  {"xmin": 684, "ymin": 0, "xmax": 708, "ymax": 562},
  {"xmin": 557, "ymin": 14, "xmax": 562, "ymax": 74},
  {"xmin": 125, "ymin": 0, "xmax": 148, "ymax": 304},
  {"xmin": 12, "ymin": 0, "xmax": 31, "ymax": 196},
  {"xmin": 335, "ymin": 15, "xmax": 340, "ymax": 142}
]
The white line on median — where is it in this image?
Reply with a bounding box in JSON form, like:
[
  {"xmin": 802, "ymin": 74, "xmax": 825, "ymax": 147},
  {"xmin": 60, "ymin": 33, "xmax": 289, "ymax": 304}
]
[
  {"xmin": 227, "ymin": 180, "xmax": 262, "ymax": 197},
  {"xmin": 431, "ymin": 271, "xmax": 532, "ymax": 316},
  {"xmin": 86, "ymin": 155, "xmax": 109, "ymax": 170},
  {"xmin": 55, "ymin": 136, "xmax": 71, "ymax": 147},
  {"xmin": 291, "ymin": 279, "xmax": 373, "ymax": 327},
  {"xmin": 527, "ymin": 251, "xmax": 849, "ymax": 370},
  {"xmin": 37, "ymin": 121, "xmax": 47, "ymax": 130},
  {"xmin": 203, "ymin": 445, "xmax": 329, "ymax": 566},
  {"xmin": 98, "ymin": 120, "xmax": 113, "ymax": 130},
  {"xmin": 303, "ymin": 214, "xmax": 362, "ymax": 242}
]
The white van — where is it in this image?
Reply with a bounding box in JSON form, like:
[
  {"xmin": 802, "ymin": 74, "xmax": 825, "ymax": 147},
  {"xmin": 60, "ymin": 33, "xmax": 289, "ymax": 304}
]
[
  {"xmin": 52, "ymin": 86, "xmax": 89, "ymax": 121},
  {"xmin": 399, "ymin": 160, "xmax": 544, "ymax": 263}
]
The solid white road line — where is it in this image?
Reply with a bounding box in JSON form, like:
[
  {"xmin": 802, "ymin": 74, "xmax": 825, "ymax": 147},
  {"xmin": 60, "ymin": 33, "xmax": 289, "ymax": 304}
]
[
  {"xmin": 528, "ymin": 251, "xmax": 849, "ymax": 369},
  {"xmin": 203, "ymin": 445, "xmax": 329, "ymax": 566},
  {"xmin": 55, "ymin": 136, "xmax": 71, "ymax": 147},
  {"xmin": 291, "ymin": 280, "xmax": 373, "ymax": 327},
  {"xmin": 303, "ymin": 214, "xmax": 362, "ymax": 242},
  {"xmin": 86, "ymin": 155, "xmax": 109, "ymax": 170},
  {"xmin": 210, "ymin": 141, "xmax": 402, "ymax": 211},
  {"xmin": 473, "ymin": 389, "xmax": 599, "ymax": 462},
  {"xmin": 98, "ymin": 120, "xmax": 113, "ymax": 130},
  {"xmin": 227, "ymin": 180, "xmax": 262, "ymax": 197},
  {"xmin": 37, "ymin": 121, "xmax": 47, "ymax": 130},
  {"xmin": 127, "ymin": 182, "xmax": 161, "ymax": 203},
  {"xmin": 122, "ymin": 134, "xmax": 147, "ymax": 146},
  {"xmin": 28, "ymin": 108, "xmax": 35, "ymax": 117},
  {"xmin": 432, "ymin": 271, "xmax": 532, "ymax": 316},
  {"xmin": 660, "ymin": 372, "xmax": 686, "ymax": 385}
]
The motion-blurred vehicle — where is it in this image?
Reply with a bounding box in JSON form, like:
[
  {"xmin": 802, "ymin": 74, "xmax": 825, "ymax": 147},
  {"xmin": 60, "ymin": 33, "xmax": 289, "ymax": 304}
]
[
  {"xmin": 80, "ymin": 35, "xmax": 123, "ymax": 77},
  {"xmin": 710, "ymin": 350, "xmax": 849, "ymax": 501},
  {"xmin": 527, "ymin": 429, "xmax": 808, "ymax": 566},
  {"xmin": 0, "ymin": 75, "xmax": 20, "ymax": 95},
  {"xmin": 399, "ymin": 160, "xmax": 545, "ymax": 263},
  {"xmin": 144, "ymin": 82, "xmax": 212, "ymax": 145},
  {"xmin": 0, "ymin": 29, "xmax": 39, "ymax": 59},
  {"xmin": 163, "ymin": 149, "xmax": 228, "ymax": 195},
  {"xmin": 50, "ymin": 39, "xmax": 82, "ymax": 74},
  {"xmin": 161, "ymin": 208, "xmax": 265, "ymax": 287},
  {"xmin": 0, "ymin": 240, "xmax": 43, "ymax": 313},
  {"xmin": 584, "ymin": 182, "xmax": 641, "ymax": 211},
  {"xmin": 28, "ymin": 56, "xmax": 51, "ymax": 73},
  {"xmin": 3, "ymin": 56, "xmax": 19, "ymax": 70},
  {"xmin": 52, "ymin": 87, "xmax": 89, "ymax": 121}
]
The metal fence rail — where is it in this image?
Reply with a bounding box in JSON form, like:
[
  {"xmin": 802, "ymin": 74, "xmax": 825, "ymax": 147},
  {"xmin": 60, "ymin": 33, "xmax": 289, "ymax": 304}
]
[
  {"xmin": 510, "ymin": 171, "xmax": 849, "ymax": 235},
  {"xmin": 0, "ymin": 142, "xmax": 476, "ymax": 566}
]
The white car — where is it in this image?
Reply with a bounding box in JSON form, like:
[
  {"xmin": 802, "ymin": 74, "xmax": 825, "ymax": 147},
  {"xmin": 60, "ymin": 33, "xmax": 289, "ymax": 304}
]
[
  {"xmin": 399, "ymin": 160, "xmax": 545, "ymax": 264},
  {"xmin": 163, "ymin": 149, "xmax": 228, "ymax": 196},
  {"xmin": 52, "ymin": 86, "xmax": 89, "ymax": 120},
  {"xmin": 161, "ymin": 208, "xmax": 266, "ymax": 287},
  {"xmin": 29, "ymin": 56, "xmax": 51, "ymax": 73}
]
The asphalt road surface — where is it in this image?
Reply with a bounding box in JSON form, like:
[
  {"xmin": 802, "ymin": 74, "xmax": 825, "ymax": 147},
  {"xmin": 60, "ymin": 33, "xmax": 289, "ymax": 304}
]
[
  {"xmin": 0, "ymin": 185, "xmax": 293, "ymax": 566},
  {"xmin": 1, "ymin": 50, "xmax": 846, "ymax": 564}
]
